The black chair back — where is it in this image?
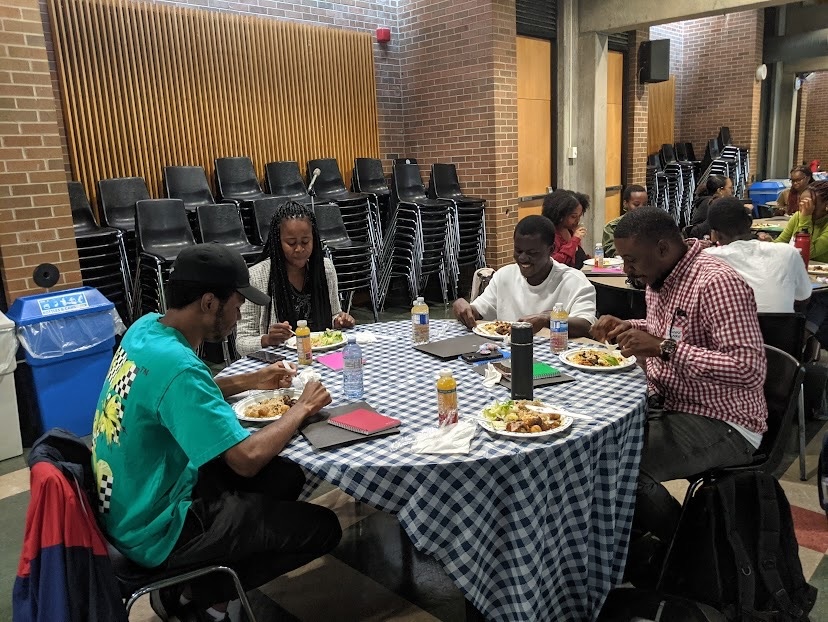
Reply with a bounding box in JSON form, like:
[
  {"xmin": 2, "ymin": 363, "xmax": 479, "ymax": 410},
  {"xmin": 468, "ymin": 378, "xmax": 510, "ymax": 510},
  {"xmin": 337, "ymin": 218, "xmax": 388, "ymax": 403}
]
[
  {"xmin": 135, "ymin": 199, "xmax": 196, "ymax": 257},
  {"xmin": 660, "ymin": 144, "xmax": 677, "ymax": 163},
  {"xmin": 429, "ymin": 163, "xmax": 464, "ymax": 199},
  {"xmin": 392, "ymin": 162, "xmax": 429, "ymax": 203},
  {"xmin": 307, "ymin": 158, "xmax": 347, "ymax": 195},
  {"xmin": 264, "ymin": 161, "xmax": 309, "ymax": 198},
  {"xmin": 392, "ymin": 157, "xmax": 418, "ymax": 167},
  {"xmin": 315, "ymin": 203, "xmax": 351, "ymax": 246},
  {"xmin": 196, "ymin": 204, "xmax": 251, "ymax": 247},
  {"xmin": 719, "ymin": 126, "xmax": 733, "ymax": 147},
  {"xmin": 353, "ymin": 158, "xmax": 389, "ymax": 195},
  {"xmin": 164, "ymin": 166, "xmax": 215, "ymax": 210},
  {"xmin": 97, "ymin": 177, "xmax": 148, "ymax": 231},
  {"xmin": 757, "ymin": 313, "xmax": 806, "ymax": 361},
  {"xmin": 68, "ymin": 181, "xmax": 99, "ymax": 232},
  {"xmin": 253, "ymin": 197, "xmax": 282, "ymax": 246},
  {"xmin": 214, "ymin": 157, "xmax": 264, "ymax": 199},
  {"xmin": 683, "ymin": 142, "xmax": 697, "ymax": 162}
]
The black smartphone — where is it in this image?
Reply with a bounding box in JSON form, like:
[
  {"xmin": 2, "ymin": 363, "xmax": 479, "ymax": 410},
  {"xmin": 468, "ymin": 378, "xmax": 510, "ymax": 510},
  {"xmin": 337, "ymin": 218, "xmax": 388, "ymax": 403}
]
[
  {"xmin": 461, "ymin": 350, "xmax": 504, "ymax": 363},
  {"xmin": 248, "ymin": 350, "xmax": 286, "ymax": 364}
]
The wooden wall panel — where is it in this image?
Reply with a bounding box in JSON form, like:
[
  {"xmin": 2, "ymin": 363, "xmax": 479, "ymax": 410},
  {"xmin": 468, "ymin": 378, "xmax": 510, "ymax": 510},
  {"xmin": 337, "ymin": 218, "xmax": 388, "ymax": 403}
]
[
  {"xmin": 517, "ymin": 36, "xmax": 553, "ymax": 199},
  {"xmin": 47, "ymin": 0, "xmax": 380, "ymax": 209},
  {"xmin": 648, "ymin": 76, "xmax": 676, "ymax": 156},
  {"xmin": 605, "ymin": 51, "xmax": 623, "ymax": 223}
]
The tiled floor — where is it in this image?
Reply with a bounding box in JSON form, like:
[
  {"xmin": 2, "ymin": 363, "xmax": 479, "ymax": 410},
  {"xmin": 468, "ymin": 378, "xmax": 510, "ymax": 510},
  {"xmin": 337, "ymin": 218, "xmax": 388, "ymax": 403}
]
[{"xmin": 3, "ymin": 303, "xmax": 828, "ymax": 621}]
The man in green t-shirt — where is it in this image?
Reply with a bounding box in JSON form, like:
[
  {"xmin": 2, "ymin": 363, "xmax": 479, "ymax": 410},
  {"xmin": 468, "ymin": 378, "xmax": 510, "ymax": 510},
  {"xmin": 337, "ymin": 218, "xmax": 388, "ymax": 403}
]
[
  {"xmin": 92, "ymin": 243, "xmax": 340, "ymax": 622},
  {"xmin": 603, "ymin": 184, "xmax": 648, "ymax": 258}
]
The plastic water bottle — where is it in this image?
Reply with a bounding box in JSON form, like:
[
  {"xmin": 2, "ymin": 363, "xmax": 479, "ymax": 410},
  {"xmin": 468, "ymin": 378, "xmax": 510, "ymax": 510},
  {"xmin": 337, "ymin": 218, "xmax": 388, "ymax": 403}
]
[
  {"xmin": 412, "ymin": 296, "xmax": 429, "ymax": 344},
  {"xmin": 342, "ymin": 335, "xmax": 364, "ymax": 399},
  {"xmin": 550, "ymin": 303, "xmax": 568, "ymax": 354},
  {"xmin": 594, "ymin": 243, "xmax": 604, "ymax": 267}
]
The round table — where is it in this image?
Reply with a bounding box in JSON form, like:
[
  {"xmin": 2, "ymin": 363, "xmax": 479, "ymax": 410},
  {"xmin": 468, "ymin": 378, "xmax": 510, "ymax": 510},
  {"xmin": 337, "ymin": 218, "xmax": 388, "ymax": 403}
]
[{"xmin": 219, "ymin": 320, "xmax": 647, "ymax": 621}]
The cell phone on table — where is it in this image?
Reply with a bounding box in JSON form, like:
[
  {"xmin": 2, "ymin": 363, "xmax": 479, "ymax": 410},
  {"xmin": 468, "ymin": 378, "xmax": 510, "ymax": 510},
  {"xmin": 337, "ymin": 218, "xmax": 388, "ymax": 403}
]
[
  {"xmin": 461, "ymin": 350, "xmax": 504, "ymax": 363},
  {"xmin": 247, "ymin": 350, "xmax": 286, "ymax": 364}
]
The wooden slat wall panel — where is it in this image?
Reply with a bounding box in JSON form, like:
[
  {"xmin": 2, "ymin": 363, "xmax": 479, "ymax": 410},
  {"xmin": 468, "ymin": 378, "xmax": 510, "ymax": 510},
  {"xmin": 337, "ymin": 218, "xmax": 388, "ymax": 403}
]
[{"xmin": 47, "ymin": 0, "xmax": 380, "ymax": 210}]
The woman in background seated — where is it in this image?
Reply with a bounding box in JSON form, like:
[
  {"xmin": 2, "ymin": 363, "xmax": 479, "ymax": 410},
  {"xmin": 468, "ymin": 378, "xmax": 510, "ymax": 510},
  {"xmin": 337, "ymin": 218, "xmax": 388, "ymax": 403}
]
[
  {"xmin": 236, "ymin": 201, "xmax": 355, "ymax": 356},
  {"xmin": 776, "ymin": 165, "xmax": 813, "ymax": 216},
  {"xmin": 765, "ymin": 182, "xmax": 828, "ymax": 262},
  {"xmin": 542, "ymin": 189, "xmax": 589, "ymax": 268},
  {"xmin": 687, "ymin": 175, "xmax": 732, "ymax": 239}
]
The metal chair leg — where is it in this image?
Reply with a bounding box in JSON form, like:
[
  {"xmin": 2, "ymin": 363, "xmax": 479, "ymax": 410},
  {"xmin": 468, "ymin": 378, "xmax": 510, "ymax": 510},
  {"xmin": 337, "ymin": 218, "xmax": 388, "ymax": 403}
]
[{"xmin": 799, "ymin": 387, "xmax": 807, "ymax": 481}]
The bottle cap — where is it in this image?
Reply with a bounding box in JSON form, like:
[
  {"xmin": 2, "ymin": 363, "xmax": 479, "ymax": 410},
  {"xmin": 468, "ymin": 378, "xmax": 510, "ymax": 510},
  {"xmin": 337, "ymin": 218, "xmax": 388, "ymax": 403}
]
[
  {"xmin": 439, "ymin": 368, "xmax": 452, "ymax": 377},
  {"xmin": 415, "ymin": 296, "xmax": 424, "ymax": 304},
  {"xmin": 347, "ymin": 334, "xmax": 356, "ymax": 343},
  {"xmin": 297, "ymin": 320, "xmax": 307, "ymax": 327},
  {"xmin": 510, "ymin": 321, "xmax": 533, "ymax": 344}
]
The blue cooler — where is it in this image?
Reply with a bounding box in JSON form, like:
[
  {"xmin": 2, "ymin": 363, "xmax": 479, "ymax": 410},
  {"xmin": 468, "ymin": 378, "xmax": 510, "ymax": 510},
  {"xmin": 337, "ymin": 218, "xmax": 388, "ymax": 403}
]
[
  {"xmin": 749, "ymin": 180, "xmax": 787, "ymax": 207},
  {"xmin": 7, "ymin": 287, "xmax": 120, "ymax": 437}
]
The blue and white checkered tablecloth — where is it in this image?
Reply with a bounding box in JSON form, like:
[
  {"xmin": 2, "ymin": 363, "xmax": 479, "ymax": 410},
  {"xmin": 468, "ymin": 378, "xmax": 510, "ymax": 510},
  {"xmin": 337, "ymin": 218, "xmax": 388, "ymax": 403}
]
[{"xmin": 219, "ymin": 320, "xmax": 647, "ymax": 621}]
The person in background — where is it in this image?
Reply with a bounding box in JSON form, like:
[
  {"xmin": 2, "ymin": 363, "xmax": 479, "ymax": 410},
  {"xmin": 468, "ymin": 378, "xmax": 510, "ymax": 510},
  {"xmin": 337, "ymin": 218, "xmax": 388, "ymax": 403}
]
[
  {"xmin": 591, "ymin": 207, "xmax": 766, "ymax": 585},
  {"xmin": 603, "ymin": 184, "xmax": 648, "ymax": 257},
  {"xmin": 236, "ymin": 201, "xmax": 355, "ymax": 356},
  {"xmin": 687, "ymin": 175, "xmax": 733, "ymax": 239},
  {"xmin": 91, "ymin": 244, "xmax": 341, "ymax": 622},
  {"xmin": 776, "ymin": 165, "xmax": 814, "ymax": 216},
  {"xmin": 452, "ymin": 215, "xmax": 596, "ymax": 336},
  {"xmin": 763, "ymin": 182, "xmax": 828, "ymax": 262},
  {"xmin": 705, "ymin": 197, "xmax": 810, "ymax": 313},
  {"xmin": 542, "ymin": 189, "xmax": 589, "ymax": 268}
]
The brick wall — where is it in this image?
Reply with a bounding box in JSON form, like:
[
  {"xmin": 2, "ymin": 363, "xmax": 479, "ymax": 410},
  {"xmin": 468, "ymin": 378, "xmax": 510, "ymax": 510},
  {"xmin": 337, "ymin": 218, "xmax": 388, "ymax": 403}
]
[
  {"xmin": 624, "ymin": 28, "xmax": 650, "ymax": 186},
  {"xmin": 649, "ymin": 21, "xmax": 684, "ymax": 127},
  {"xmin": 398, "ymin": 0, "xmax": 517, "ymax": 267},
  {"xmin": 794, "ymin": 79, "xmax": 808, "ymax": 166},
  {"xmin": 802, "ymin": 72, "xmax": 828, "ymax": 166},
  {"xmin": 0, "ymin": 0, "xmax": 82, "ymax": 302}
]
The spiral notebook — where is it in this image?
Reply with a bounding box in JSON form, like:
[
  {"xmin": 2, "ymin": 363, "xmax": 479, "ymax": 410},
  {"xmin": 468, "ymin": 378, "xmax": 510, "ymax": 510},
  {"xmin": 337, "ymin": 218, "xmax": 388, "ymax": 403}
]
[
  {"xmin": 301, "ymin": 402, "xmax": 400, "ymax": 450},
  {"xmin": 475, "ymin": 359, "xmax": 576, "ymax": 389},
  {"xmin": 328, "ymin": 408, "xmax": 401, "ymax": 435}
]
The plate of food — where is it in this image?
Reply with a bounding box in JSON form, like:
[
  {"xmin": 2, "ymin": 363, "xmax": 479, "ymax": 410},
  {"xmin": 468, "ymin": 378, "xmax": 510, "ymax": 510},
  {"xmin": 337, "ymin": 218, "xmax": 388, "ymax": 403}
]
[
  {"xmin": 473, "ymin": 320, "xmax": 512, "ymax": 340},
  {"xmin": 597, "ymin": 257, "xmax": 624, "ymax": 267},
  {"xmin": 558, "ymin": 347, "xmax": 636, "ymax": 371},
  {"xmin": 284, "ymin": 329, "xmax": 346, "ymax": 352},
  {"xmin": 478, "ymin": 399, "xmax": 574, "ymax": 438},
  {"xmin": 808, "ymin": 264, "xmax": 828, "ymax": 276},
  {"xmin": 233, "ymin": 389, "xmax": 300, "ymax": 423}
]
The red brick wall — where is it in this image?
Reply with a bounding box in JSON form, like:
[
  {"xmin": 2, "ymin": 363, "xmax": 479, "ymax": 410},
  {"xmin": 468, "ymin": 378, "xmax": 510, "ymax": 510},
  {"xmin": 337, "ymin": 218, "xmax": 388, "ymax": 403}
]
[
  {"xmin": 625, "ymin": 28, "xmax": 650, "ymax": 186},
  {"xmin": 802, "ymin": 72, "xmax": 828, "ymax": 166},
  {"xmin": 794, "ymin": 80, "xmax": 808, "ymax": 166},
  {"xmin": 0, "ymin": 0, "xmax": 82, "ymax": 302},
  {"xmin": 398, "ymin": 0, "xmax": 518, "ymax": 267}
]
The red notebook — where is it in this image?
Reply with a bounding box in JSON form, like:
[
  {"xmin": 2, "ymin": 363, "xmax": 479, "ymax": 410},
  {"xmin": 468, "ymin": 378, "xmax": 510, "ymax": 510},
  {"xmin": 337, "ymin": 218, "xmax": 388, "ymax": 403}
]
[{"xmin": 327, "ymin": 408, "xmax": 401, "ymax": 435}]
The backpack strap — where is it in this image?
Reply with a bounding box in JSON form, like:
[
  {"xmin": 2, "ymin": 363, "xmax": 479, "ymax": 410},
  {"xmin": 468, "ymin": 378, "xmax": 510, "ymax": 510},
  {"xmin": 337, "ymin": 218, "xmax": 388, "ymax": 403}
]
[
  {"xmin": 717, "ymin": 476, "xmax": 757, "ymax": 616},
  {"xmin": 754, "ymin": 474, "xmax": 805, "ymax": 620}
]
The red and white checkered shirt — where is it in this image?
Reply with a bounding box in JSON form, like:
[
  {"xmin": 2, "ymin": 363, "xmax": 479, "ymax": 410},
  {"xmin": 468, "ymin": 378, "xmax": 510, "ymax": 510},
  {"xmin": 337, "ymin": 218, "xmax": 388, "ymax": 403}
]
[{"xmin": 629, "ymin": 240, "xmax": 768, "ymax": 433}]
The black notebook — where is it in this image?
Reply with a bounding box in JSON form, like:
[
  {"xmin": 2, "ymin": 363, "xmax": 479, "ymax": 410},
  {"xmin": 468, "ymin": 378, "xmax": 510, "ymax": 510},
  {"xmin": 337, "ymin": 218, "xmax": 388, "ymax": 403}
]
[
  {"xmin": 413, "ymin": 334, "xmax": 497, "ymax": 359},
  {"xmin": 474, "ymin": 359, "xmax": 577, "ymax": 389},
  {"xmin": 300, "ymin": 402, "xmax": 400, "ymax": 450}
]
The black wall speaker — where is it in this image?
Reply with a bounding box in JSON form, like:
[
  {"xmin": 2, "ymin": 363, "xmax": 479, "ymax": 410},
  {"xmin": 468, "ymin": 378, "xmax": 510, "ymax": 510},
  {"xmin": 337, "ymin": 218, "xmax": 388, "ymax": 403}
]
[{"xmin": 639, "ymin": 39, "xmax": 670, "ymax": 83}]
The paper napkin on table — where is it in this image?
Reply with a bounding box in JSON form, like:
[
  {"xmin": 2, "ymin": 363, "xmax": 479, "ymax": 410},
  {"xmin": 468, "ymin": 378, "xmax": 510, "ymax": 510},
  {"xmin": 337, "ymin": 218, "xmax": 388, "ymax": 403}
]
[
  {"xmin": 482, "ymin": 363, "xmax": 502, "ymax": 388},
  {"xmin": 292, "ymin": 367, "xmax": 321, "ymax": 390},
  {"xmin": 411, "ymin": 420, "xmax": 477, "ymax": 455},
  {"xmin": 355, "ymin": 331, "xmax": 377, "ymax": 345}
]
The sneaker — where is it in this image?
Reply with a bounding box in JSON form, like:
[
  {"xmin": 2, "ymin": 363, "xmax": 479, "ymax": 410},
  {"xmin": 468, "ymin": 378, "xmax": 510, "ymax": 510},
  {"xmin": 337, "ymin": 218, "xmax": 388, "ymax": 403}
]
[{"xmin": 149, "ymin": 585, "xmax": 193, "ymax": 621}]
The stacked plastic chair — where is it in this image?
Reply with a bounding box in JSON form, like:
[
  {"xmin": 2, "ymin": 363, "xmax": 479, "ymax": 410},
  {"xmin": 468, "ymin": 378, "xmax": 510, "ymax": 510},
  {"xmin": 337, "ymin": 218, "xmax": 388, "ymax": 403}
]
[
  {"xmin": 660, "ymin": 144, "xmax": 697, "ymax": 228},
  {"xmin": 697, "ymin": 128, "xmax": 748, "ymax": 200},
  {"xmin": 195, "ymin": 204, "xmax": 262, "ymax": 266},
  {"xmin": 67, "ymin": 181, "xmax": 133, "ymax": 324},
  {"xmin": 427, "ymin": 163, "xmax": 486, "ymax": 298},
  {"xmin": 378, "ymin": 162, "xmax": 454, "ymax": 308},
  {"xmin": 163, "ymin": 166, "xmax": 220, "ymax": 238},
  {"xmin": 351, "ymin": 157, "xmax": 391, "ymax": 227},
  {"xmin": 97, "ymin": 176, "xmax": 148, "ymax": 282}
]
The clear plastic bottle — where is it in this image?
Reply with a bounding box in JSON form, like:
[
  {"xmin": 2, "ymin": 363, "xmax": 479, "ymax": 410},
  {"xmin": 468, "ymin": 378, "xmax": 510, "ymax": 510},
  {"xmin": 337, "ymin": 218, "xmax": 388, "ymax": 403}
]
[
  {"xmin": 295, "ymin": 320, "xmax": 312, "ymax": 366},
  {"xmin": 412, "ymin": 296, "xmax": 430, "ymax": 344},
  {"xmin": 550, "ymin": 303, "xmax": 569, "ymax": 354},
  {"xmin": 436, "ymin": 369, "xmax": 458, "ymax": 426},
  {"xmin": 342, "ymin": 335, "xmax": 364, "ymax": 399},
  {"xmin": 593, "ymin": 243, "xmax": 604, "ymax": 268}
]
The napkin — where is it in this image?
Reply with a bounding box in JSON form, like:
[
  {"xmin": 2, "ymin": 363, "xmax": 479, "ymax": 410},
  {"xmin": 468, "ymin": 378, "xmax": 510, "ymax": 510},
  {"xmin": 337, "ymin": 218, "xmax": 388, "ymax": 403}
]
[
  {"xmin": 317, "ymin": 351, "xmax": 345, "ymax": 371},
  {"xmin": 482, "ymin": 363, "xmax": 502, "ymax": 388},
  {"xmin": 355, "ymin": 331, "xmax": 377, "ymax": 345},
  {"xmin": 411, "ymin": 420, "xmax": 477, "ymax": 455},
  {"xmin": 292, "ymin": 367, "xmax": 321, "ymax": 390}
]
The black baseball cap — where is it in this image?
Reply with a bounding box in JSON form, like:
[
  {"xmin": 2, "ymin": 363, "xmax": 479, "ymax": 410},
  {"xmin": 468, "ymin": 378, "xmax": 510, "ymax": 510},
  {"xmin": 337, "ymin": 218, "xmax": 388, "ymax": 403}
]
[{"xmin": 169, "ymin": 243, "xmax": 270, "ymax": 306}]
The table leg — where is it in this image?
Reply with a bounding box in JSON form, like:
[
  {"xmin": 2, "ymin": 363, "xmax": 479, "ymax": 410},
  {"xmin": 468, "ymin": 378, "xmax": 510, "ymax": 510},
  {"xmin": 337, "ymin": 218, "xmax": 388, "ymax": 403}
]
[{"xmin": 465, "ymin": 598, "xmax": 486, "ymax": 622}]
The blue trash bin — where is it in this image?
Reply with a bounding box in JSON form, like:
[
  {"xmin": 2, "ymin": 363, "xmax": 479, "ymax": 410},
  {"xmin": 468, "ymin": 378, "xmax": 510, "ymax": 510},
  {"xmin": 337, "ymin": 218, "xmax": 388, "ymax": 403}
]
[
  {"xmin": 7, "ymin": 287, "xmax": 122, "ymax": 437},
  {"xmin": 748, "ymin": 180, "xmax": 787, "ymax": 207}
]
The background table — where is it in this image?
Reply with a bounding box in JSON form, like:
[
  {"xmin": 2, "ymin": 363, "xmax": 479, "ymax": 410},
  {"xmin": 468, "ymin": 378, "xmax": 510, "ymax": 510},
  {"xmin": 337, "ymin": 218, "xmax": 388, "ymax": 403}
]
[{"xmin": 219, "ymin": 320, "xmax": 647, "ymax": 621}]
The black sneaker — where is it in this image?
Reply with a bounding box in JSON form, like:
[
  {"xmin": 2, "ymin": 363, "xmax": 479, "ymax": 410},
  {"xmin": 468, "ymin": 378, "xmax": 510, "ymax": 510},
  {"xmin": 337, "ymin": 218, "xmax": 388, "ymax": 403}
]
[{"xmin": 149, "ymin": 585, "xmax": 193, "ymax": 621}]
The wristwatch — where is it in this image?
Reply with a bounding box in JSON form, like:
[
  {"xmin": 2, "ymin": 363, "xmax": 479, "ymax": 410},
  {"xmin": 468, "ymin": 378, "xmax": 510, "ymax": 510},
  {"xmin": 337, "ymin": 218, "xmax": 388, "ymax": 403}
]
[{"xmin": 659, "ymin": 339, "xmax": 677, "ymax": 361}]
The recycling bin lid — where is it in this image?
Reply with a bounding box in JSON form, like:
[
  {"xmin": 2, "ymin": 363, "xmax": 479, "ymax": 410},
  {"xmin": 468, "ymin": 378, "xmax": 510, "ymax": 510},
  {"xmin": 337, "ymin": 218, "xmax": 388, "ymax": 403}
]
[{"xmin": 6, "ymin": 286, "xmax": 114, "ymax": 326}]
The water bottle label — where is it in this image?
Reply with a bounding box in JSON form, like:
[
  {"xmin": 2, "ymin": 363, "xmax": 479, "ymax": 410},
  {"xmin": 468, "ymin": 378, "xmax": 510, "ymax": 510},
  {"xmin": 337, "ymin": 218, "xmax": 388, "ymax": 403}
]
[
  {"xmin": 552, "ymin": 320, "xmax": 568, "ymax": 332},
  {"xmin": 413, "ymin": 313, "xmax": 428, "ymax": 325}
]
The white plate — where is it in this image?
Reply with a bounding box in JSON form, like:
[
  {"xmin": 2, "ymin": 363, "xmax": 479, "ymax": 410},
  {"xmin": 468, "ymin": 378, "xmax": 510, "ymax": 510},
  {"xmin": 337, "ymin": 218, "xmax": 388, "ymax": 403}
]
[
  {"xmin": 595, "ymin": 257, "xmax": 624, "ymax": 267},
  {"xmin": 477, "ymin": 402, "xmax": 575, "ymax": 439},
  {"xmin": 558, "ymin": 348, "xmax": 636, "ymax": 372},
  {"xmin": 284, "ymin": 331, "xmax": 346, "ymax": 352},
  {"xmin": 233, "ymin": 389, "xmax": 300, "ymax": 422},
  {"xmin": 472, "ymin": 322, "xmax": 511, "ymax": 340}
]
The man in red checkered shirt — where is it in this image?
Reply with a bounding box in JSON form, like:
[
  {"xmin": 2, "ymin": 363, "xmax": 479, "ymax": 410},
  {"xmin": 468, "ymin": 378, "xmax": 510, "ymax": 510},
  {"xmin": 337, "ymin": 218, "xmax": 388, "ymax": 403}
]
[{"xmin": 592, "ymin": 207, "xmax": 767, "ymax": 583}]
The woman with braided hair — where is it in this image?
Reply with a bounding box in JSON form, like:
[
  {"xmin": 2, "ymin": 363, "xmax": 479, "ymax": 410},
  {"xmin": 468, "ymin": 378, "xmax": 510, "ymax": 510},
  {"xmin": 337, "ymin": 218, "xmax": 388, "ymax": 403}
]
[
  {"xmin": 236, "ymin": 201, "xmax": 355, "ymax": 356},
  {"xmin": 763, "ymin": 181, "xmax": 828, "ymax": 262}
]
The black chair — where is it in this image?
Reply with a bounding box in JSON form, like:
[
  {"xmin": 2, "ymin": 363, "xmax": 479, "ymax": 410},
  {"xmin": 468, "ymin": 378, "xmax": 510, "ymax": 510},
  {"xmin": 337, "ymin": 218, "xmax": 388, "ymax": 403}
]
[
  {"xmin": 214, "ymin": 157, "xmax": 268, "ymax": 203},
  {"xmin": 307, "ymin": 158, "xmax": 369, "ymax": 204},
  {"xmin": 97, "ymin": 177, "xmax": 149, "ymax": 233},
  {"xmin": 164, "ymin": 166, "xmax": 216, "ymax": 212},
  {"xmin": 252, "ymin": 197, "xmax": 287, "ymax": 246},
  {"xmin": 351, "ymin": 157, "xmax": 391, "ymax": 221},
  {"xmin": 757, "ymin": 312, "xmax": 808, "ymax": 480},
  {"xmin": 133, "ymin": 199, "xmax": 196, "ymax": 317},
  {"xmin": 392, "ymin": 157, "xmax": 418, "ymax": 167},
  {"xmin": 656, "ymin": 345, "xmax": 804, "ymax": 589},
  {"xmin": 196, "ymin": 204, "xmax": 262, "ymax": 264},
  {"xmin": 264, "ymin": 161, "xmax": 314, "ymax": 205}
]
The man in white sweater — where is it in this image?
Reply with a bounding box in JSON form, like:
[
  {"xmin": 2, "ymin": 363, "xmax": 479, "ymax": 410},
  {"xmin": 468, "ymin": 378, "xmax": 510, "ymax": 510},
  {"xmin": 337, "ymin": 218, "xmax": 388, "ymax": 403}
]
[
  {"xmin": 452, "ymin": 215, "xmax": 597, "ymax": 336},
  {"xmin": 704, "ymin": 197, "xmax": 811, "ymax": 313}
]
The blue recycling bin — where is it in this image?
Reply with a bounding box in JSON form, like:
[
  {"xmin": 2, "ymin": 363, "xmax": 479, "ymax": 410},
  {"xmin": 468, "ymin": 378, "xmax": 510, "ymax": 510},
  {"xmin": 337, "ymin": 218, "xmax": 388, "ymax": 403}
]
[
  {"xmin": 7, "ymin": 287, "xmax": 120, "ymax": 437},
  {"xmin": 748, "ymin": 180, "xmax": 787, "ymax": 207}
]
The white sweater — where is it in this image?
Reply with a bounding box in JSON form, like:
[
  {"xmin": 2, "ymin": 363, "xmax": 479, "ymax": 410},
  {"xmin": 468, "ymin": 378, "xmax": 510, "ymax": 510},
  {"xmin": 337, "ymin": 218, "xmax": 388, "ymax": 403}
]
[
  {"xmin": 470, "ymin": 262, "xmax": 597, "ymax": 324},
  {"xmin": 235, "ymin": 257, "xmax": 342, "ymax": 356}
]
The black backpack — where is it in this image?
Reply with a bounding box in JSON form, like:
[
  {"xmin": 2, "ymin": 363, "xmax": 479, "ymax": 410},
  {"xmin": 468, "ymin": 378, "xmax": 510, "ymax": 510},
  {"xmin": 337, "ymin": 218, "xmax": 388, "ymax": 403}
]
[{"xmin": 659, "ymin": 471, "xmax": 816, "ymax": 621}]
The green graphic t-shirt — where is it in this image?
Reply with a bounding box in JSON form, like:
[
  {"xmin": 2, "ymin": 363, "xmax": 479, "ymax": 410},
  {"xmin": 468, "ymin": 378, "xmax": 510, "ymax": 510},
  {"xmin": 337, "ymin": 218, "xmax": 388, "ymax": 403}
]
[{"xmin": 91, "ymin": 313, "xmax": 249, "ymax": 567}]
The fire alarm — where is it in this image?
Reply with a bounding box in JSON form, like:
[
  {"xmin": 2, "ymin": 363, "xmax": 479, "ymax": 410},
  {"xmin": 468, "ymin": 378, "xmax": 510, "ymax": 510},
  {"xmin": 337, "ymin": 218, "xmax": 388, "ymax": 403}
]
[{"xmin": 376, "ymin": 27, "xmax": 391, "ymax": 43}]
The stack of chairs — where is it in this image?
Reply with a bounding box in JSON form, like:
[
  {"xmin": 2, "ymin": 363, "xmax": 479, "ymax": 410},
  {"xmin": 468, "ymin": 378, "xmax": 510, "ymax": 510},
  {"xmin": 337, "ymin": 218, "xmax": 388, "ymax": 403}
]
[
  {"xmin": 314, "ymin": 203, "xmax": 379, "ymax": 321},
  {"xmin": 307, "ymin": 158, "xmax": 383, "ymax": 261},
  {"xmin": 164, "ymin": 166, "xmax": 220, "ymax": 238},
  {"xmin": 427, "ymin": 163, "xmax": 486, "ymax": 298},
  {"xmin": 195, "ymin": 204, "xmax": 262, "ymax": 266},
  {"xmin": 214, "ymin": 157, "xmax": 286, "ymax": 243},
  {"xmin": 646, "ymin": 154, "xmax": 668, "ymax": 214},
  {"xmin": 697, "ymin": 127, "xmax": 748, "ymax": 199},
  {"xmin": 97, "ymin": 176, "xmax": 148, "ymax": 282},
  {"xmin": 67, "ymin": 181, "xmax": 133, "ymax": 324},
  {"xmin": 351, "ymin": 157, "xmax": 391, "ymax": 228},
  {"xmin": 378, "ymin": 162, "xmax": 453, "ymax": 308},
  {"xmin": 264, "ymin": 161, "xmax": 317, "ymax": 207},
  {"xmin": 660, "ymin": 144, "xmax": 697, "ymax": 228}
]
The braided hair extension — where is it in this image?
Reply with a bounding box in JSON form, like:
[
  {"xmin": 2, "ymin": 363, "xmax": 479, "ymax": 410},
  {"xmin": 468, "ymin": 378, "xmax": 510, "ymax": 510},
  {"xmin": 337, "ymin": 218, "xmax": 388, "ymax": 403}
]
[{"xmin": 259, "ymin": 201, "xmax": 333, "ymax": 331}]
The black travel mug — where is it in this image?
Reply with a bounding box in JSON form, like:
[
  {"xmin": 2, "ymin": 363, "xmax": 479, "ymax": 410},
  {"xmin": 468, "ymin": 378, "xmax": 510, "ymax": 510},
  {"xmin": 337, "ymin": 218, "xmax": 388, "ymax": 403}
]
[{"xmin": 510, "ymin": 321, "xmax": 533, "ymax": 400}]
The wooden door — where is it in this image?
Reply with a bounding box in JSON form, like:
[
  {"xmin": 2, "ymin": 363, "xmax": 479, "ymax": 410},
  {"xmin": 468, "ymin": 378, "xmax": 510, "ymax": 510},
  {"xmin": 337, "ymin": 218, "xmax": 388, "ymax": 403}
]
[
  {"xmin": 648, "ymin": 76, "xmax": 676, "ymax": 155},
  {"xmin": 605, "ymin": 51, "xmax": 624, "ymax": 223}
]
